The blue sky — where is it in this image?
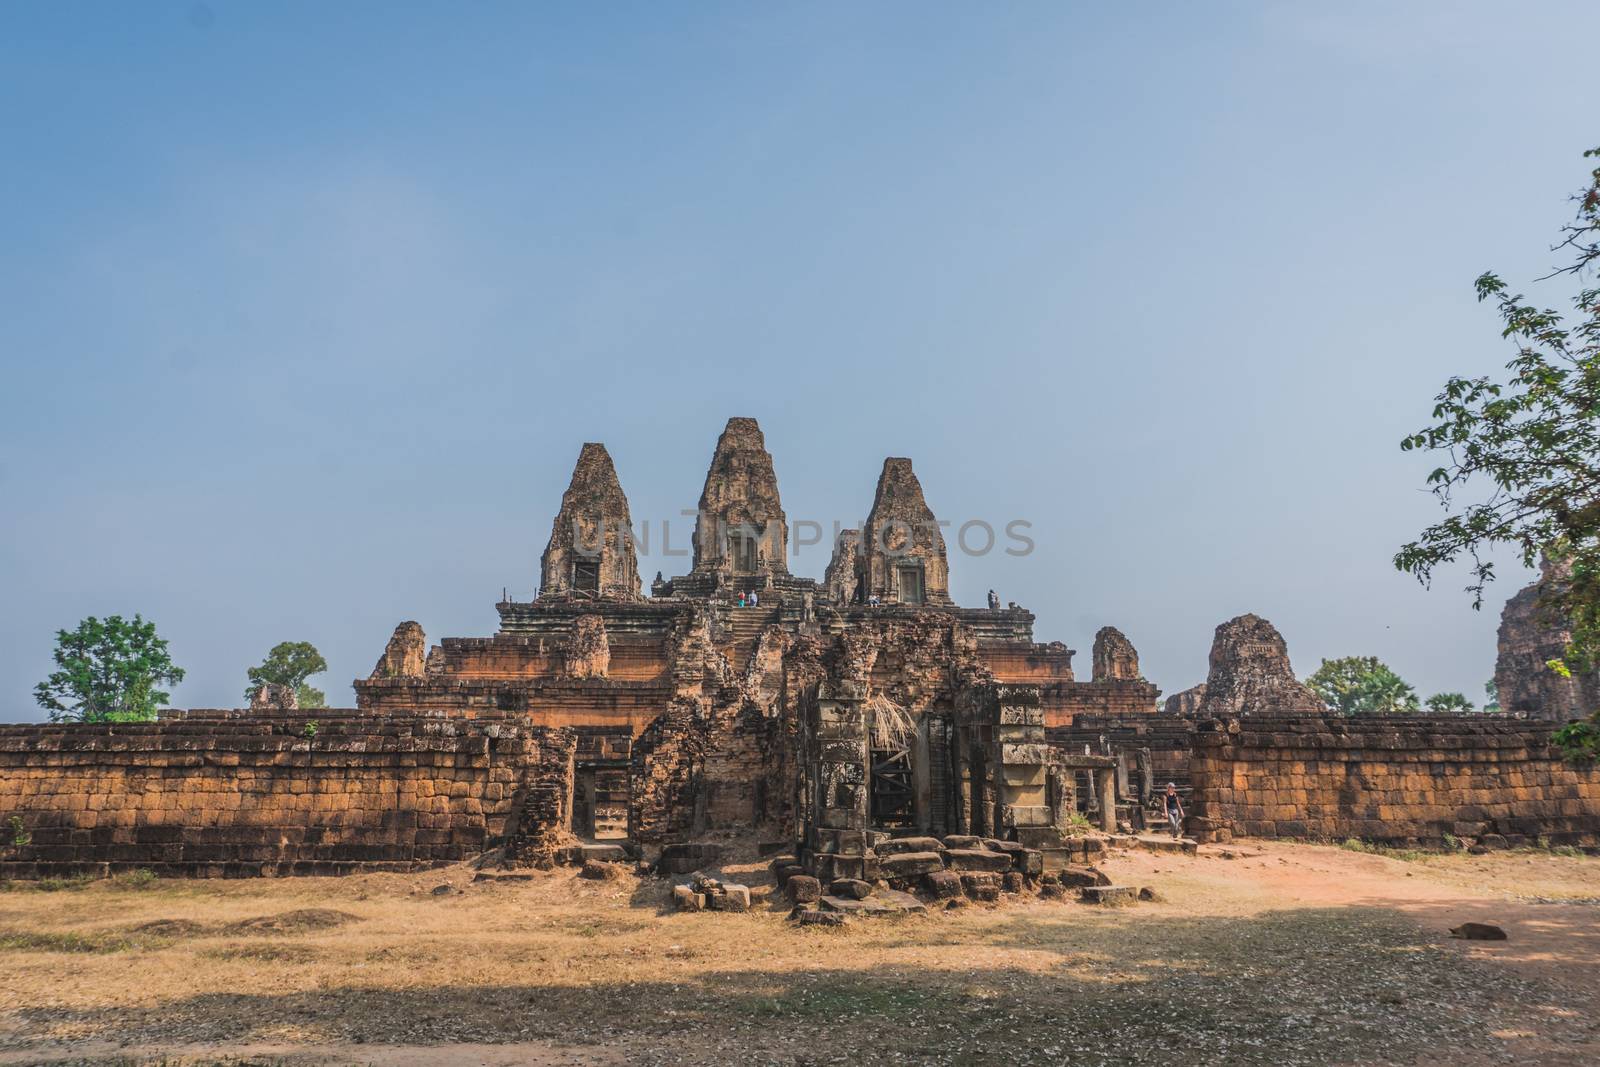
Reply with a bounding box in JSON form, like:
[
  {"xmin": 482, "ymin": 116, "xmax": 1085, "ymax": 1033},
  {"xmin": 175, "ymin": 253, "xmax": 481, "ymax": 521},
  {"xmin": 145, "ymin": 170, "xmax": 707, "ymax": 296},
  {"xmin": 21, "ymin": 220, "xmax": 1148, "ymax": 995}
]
[{"xmin": 1, "ymin": 2, "xmax": 1595, "ymax": 719}]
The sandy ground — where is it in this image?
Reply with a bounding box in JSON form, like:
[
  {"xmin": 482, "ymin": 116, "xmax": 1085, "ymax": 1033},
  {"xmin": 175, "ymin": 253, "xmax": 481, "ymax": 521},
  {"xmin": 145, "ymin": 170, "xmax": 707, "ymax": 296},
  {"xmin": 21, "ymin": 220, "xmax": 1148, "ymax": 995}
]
[{"xmin": 1, "ymin": 839, "xmax": 1597, "ymax": 1066}]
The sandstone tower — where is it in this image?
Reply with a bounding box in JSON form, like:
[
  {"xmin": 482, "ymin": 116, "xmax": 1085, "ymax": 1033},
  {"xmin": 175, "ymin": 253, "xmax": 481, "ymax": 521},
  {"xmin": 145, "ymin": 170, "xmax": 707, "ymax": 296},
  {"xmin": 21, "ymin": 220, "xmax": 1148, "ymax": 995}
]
[
  {"xmin": 688, "ymin": 417, "xmax": 789, "ymax": 585},
  {"xmin": 539, "ymin": 443, "xmax": 642, "ymax": 601},
  {"xmin": 857, "ymin": 457, "xmax": 951, "ymax": 606},
  {"xmin": 1495, "ymin": 557, "xmax": 1600, "ymax": 720}
]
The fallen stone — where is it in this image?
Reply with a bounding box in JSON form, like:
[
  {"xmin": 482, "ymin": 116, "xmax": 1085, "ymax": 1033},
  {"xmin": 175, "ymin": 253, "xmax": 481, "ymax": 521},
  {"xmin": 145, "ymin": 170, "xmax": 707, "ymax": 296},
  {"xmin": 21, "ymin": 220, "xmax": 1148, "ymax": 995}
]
[
  {"xmin": 1016, "ymin": 849, "xmax": 1044, "ymax": 876},
  {"xmin": 767, "ymin": 854, "xmax": 799, "ymax": 873},
  {"xmin": 578, "ymin": 843, "xmax": 628, "ymax": 864},
  {"xmin": 830, "ymin": 878, "xmax": 872, "ymax": 900},
  {"xmin": 786, "ymin": 875, "xmax": 822, "ymax": 904},
  {"xmin": 1039, "ymin": 883, "xmax": 1066, "ymax": 900},
  {"xmin": 796, "ymin": 910, "xmax": 846, "ymax": 927},
  {"xmin": 944, "ymin": 848, "xmax": 1013, "ymax": 873},
  {"xmin": 941, "ymin": 835, "xmax": 983, "ymax": 850},
  {"xmin": 880, "ymin": 851, "xmax": 945, "ymax": 877},
  {"xmin": 774, "ymin": 863, "xmax": 805, "ymax": 888},
  {"xmin": 1080, "ymin": 885, "xmax": 1138, "ymax": 906},
  {"xmin": 961, "ymin": 872, "xmax": 1001, "ymax": 902},
  {"xmin": 1138, "ymin": 886, "xmax": 1164, "ymax": 902},
  {"xmin": 1002, "ymin": 871, "xmax": 1025, "ymax": 894},
  {"xmin": 1056, "ymin": 867, "xmax": 1112, "ymax": 889},
  {"xmin": 579, "ymin": 860, "xmax": 625, "ymax": 881},
  {"xmin": 820, "ymin": 889, "xmax": 926, "ymax": 915},
  {"xmin": 710, "ymin": 884, "xmax": 750, "ymax": 912},
  {"xmin": 945, "ymin": 897, "xmax": 968, "ymax": 910},
  {"xmin": 1451, "ymin": 922, "xmax": 1507, "ymax": 941},
  {"xmin": 875, "ymin": 836, "xmax": 946, "ymax": 856},
  {"xmin": 982, "ymin": 839, "xmax": 1026, "ymax": 857},
  {"xmin": 923, "ymin": 870, "xmax": 962, "ymax": 899},
  {"xmin": 430, "ymin": 884, "xmax": 455, "ymax": 896}
]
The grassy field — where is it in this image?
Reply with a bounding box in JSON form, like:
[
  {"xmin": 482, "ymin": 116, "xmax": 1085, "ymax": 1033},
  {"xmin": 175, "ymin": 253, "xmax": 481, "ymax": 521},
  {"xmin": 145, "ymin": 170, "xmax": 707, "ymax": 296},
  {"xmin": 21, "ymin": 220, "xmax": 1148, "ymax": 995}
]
[{"xmin": 1, "ymin": 840, "xmax": 1597, "ymax": 1066}]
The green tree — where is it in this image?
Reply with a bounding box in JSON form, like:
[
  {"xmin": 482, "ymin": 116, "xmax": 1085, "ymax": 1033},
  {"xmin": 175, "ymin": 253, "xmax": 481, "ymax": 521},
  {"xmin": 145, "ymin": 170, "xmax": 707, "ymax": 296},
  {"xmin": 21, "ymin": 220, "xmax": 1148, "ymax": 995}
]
[
  {"xmin": 34, "ymin": 615, "xmax": 185, "ymax": 723},
  {"xmin": 1394, "ymin": 146, "xmax": 1600, "ymax": 752},
  {"xmin": 1307, "ymin": 656, "xmax": 1421, "ymax": 715},
  {"xmin": 1483, "ymin": 679, "xmax": 1501, "ymax": 714},
  {"xmin": 245, "ymin": 641, "xmax": 329, "ymax": 708},
  {"xmin": 1425, "ymin": 691, "xmax": 1476, "ymax": 713}
]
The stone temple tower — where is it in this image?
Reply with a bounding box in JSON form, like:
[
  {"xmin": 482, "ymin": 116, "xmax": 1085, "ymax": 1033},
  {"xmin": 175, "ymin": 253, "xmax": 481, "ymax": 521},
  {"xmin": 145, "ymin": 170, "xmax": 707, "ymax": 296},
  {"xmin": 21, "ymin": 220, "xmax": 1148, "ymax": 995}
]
[
  {"xmin": 857, "ymin": 457, "xmax": 952, "ymax": 606},
  {"xmin": 539, "ymin": 443, "xmax": 642, "ymax": 601},
  {"xmin": 688, "ymin": 417, "xmax": 790, "ymax": 584}
]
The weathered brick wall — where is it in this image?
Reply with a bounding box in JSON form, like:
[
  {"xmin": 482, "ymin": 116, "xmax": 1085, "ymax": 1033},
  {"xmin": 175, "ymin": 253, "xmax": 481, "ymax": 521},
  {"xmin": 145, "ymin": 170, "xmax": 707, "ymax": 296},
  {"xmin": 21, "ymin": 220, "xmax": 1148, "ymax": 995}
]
[
  {"xmin": 356, "ymin": 677, "xmax": 672, "ymax": 733},
  {"xmin": 1190, "ymin": 714, "xmax": 1600, "ymax": 846},
  {"xmin": 0, "ymin": 710, "xmax": 575, "ymax": 878},
  {"xmin": 1039, "ymin": 681, "xmax": 1162, "ymax": 727},
  {"xmin": 628, "ymin": 699, "xmax": 706, "ymax": 847}
]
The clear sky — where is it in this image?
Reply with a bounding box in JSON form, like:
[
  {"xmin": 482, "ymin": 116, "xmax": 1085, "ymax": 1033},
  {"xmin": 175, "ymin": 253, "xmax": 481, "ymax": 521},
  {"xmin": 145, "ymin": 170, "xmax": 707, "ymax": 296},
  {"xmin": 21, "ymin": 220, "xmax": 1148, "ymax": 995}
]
[{"xmin": 2, "ymin": 2, "xmax": 1595, "ymax": 720}]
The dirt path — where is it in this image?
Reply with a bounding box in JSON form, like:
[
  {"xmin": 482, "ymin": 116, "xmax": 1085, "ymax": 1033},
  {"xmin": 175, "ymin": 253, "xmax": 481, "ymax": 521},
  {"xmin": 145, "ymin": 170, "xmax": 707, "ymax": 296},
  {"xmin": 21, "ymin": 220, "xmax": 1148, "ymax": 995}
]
[{"xmin": 1, "ymin": 841, "xmax": 1596, "ymax": 1066}]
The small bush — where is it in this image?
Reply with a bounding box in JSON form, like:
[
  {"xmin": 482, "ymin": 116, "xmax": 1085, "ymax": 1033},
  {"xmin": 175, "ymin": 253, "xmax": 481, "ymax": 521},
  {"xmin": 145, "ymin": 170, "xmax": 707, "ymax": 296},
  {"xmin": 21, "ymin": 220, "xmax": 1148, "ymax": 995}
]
[
  {"xmin": 35, "ymin": 873, "xmax": 97, "ymax": 892},
  {"xmin": 0, "ymin": 929, "xmax": 136, "ymax": 953},
  {"xmin": 111, "ymin": 868, "xmax": 158, "ymax": 889},
  {"xmin": 1061, "ymin": 811, "xmax": 1096, "ymax": 836}
]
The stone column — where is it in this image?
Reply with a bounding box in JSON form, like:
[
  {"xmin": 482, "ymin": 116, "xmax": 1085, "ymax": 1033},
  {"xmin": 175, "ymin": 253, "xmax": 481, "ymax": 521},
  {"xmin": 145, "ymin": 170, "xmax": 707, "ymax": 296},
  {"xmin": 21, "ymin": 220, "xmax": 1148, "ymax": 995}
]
[{"xmin": 1095, "ymin": 767, "xmax": 1117, "ymax": 833}]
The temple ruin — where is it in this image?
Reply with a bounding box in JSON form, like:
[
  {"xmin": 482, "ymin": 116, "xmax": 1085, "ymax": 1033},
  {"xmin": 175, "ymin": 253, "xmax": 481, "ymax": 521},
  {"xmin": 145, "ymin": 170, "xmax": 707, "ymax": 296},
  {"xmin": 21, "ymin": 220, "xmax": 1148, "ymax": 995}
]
[
  {"xmin": 1495, "ymin": 556, "xmax": 1600, "ymax": 721},
  {"xmin": 3, "ymin": 416, "xmax": 1598, "ymax": 884},
  {"xmin": 352, "ymin": 417, "xmax": 1141, "ymax": 873}
]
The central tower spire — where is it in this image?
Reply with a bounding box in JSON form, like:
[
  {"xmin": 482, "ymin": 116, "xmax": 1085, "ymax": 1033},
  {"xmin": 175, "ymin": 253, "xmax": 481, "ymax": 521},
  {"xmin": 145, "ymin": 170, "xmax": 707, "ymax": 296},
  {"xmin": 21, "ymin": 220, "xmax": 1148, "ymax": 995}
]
[{"xmin": 689, "ymin": 417, "xmax": 789, "ymax": 581}]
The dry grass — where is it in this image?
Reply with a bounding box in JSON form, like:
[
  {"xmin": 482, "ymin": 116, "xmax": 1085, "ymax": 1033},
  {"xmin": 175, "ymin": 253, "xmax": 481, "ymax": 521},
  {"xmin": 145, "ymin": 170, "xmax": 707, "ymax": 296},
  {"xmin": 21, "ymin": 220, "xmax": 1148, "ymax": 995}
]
[{"xmin": 0, "ymin": 840, "xmax": 1596, "ymax": 1066}]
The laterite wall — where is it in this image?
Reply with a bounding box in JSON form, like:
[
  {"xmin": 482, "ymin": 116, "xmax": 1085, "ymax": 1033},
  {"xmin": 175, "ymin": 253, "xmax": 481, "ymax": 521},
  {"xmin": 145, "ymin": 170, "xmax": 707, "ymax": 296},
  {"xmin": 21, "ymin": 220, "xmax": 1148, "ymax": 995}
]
[
  {"xmin": 1189, "ymin": 714, "xmax": 1600, "ymax": 846},
  {"xmin": 0, "ymin": 710, "xmax": 574, "ymax": 877}
]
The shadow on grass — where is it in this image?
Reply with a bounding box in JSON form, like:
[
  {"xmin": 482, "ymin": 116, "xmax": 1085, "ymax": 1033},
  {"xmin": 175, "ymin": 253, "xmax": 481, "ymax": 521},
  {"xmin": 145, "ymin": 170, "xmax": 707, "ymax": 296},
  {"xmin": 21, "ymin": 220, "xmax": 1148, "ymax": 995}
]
[{"xmin": 8, "ymin": 907, "xmax": 1587, "ymax": 1066}]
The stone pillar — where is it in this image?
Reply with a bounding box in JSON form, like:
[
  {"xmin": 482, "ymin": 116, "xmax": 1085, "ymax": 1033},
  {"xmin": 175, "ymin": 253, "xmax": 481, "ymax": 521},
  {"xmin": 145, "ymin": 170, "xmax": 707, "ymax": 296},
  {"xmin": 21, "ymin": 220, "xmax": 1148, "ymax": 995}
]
[
  {"xmin": 1095, "ymin": 767, "xmax": 1117, "ymax": 833},
  {"xmin": 805, "ymin": 687, "xmax": 869, "ymax": 881}
]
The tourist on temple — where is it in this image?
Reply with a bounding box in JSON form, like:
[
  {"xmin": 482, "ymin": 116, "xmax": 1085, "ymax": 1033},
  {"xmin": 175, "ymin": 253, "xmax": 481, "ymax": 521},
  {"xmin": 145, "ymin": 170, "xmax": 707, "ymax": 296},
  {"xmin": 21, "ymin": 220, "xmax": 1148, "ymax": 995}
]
[
  {"xmin": 748, "ymin": 589, "xmax": 758, "ymax": 608},
  {"xmin": 987, "ymin": 589, "xmax": 1000, "ymax": 610},
  {"xmin": 1163, "ymin": 783, "xmax": 1184, "ymax": 838}
]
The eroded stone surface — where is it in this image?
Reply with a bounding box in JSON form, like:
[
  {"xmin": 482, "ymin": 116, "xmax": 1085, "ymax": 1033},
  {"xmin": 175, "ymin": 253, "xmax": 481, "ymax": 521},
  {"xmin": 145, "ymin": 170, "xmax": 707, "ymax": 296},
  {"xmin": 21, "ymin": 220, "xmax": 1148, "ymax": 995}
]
[
  {"xmin": 1495, "ymin": 557, "xmax": 1600, "ymax": 721},
  {"xmin": 1092, "ymin": 627, "xmax": 1141, "ymax": 682},
  {"xmin": 1196, "ymin": 614, "xmax": 1323, "ymax": 717},
  {"xmin": 249, "ymin": 683, "xmax": 297, "ymax": 711},
  {"xmin": 539, "ymin": 443, "xmax": 642, "ymax": 602},
  {"xmin": 560, "ymin": 614, "xmax": 610, "ymax": 680},
  {"xmin": 823, "ymin": 529, "xmax": 860, "ymax": 605},
  {"xmin": 1164, "ymin": 683, "xmax": 1207, "ymax": 716},
  {"xmin": 690, "ymin": 417, "xmax": 789, "ymax": 580},
  {"xmin": 857, "ymin": 458, "xmax": 951, "ymax": 606},
  {"xmin": 370, "ymin": 622, "xmax": 428, "ymax": 680}
]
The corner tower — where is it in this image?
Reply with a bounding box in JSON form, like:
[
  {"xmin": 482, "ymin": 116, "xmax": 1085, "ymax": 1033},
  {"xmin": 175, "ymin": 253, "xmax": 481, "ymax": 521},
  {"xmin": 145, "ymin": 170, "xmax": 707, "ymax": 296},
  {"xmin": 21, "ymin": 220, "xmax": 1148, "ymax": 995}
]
[{"xmin": 539, "ymin": 443, "xmax": 642, "ymax": 601}]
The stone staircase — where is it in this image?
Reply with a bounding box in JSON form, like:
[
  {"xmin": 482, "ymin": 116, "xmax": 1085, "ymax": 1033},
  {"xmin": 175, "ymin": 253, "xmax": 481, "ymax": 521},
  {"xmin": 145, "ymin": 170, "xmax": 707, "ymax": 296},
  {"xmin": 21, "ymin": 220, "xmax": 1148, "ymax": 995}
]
[{"xmin": 714, "ymin": 605, "xmax": 783, "ymax": 674}]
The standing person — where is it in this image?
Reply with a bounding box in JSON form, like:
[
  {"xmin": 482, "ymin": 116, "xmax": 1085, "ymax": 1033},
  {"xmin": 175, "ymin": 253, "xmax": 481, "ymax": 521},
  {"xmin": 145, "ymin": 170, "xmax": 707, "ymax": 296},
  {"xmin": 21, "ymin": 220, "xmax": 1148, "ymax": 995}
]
[
  {"xmin": 1162, "ymin": 783, "xmax": 1184, "ymax": 839},
  {"xmin": 749, "ymin": 589, "xmax": 758, "ymax": 608},
  {"xmin": 987, "ymin": 589, "xmax": 1000, "ymax": 610}
]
